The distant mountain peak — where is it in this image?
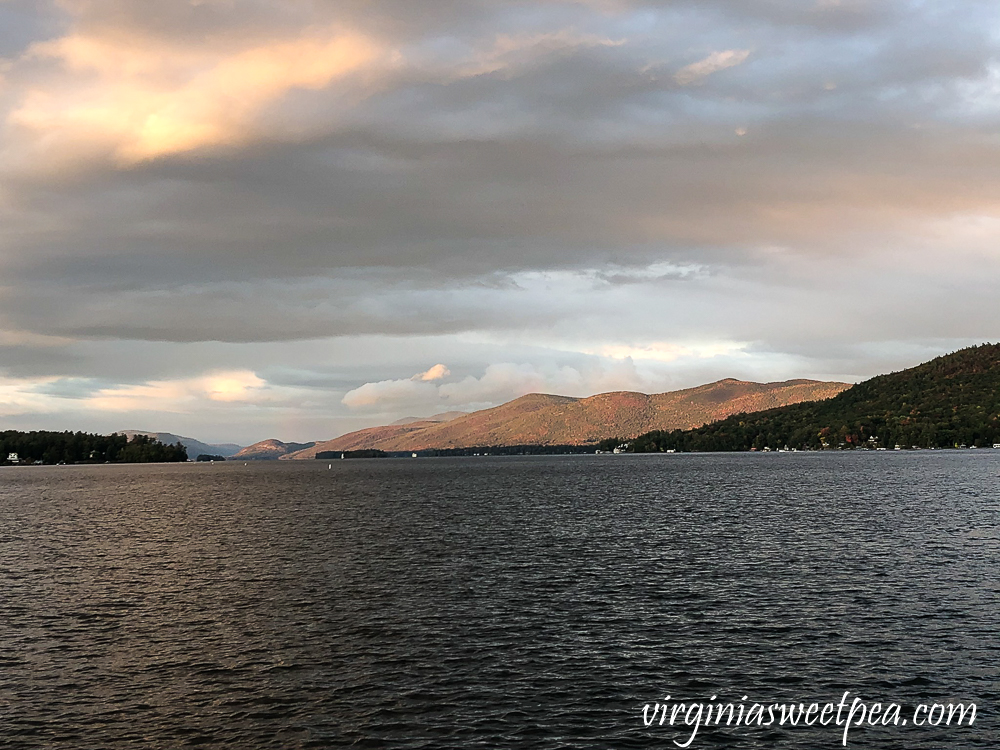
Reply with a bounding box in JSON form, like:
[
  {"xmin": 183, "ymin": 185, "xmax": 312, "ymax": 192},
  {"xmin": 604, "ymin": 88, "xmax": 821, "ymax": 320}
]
[{"xmin": 233, "ymin": 439, "xmax": 316, "ymax": 460}]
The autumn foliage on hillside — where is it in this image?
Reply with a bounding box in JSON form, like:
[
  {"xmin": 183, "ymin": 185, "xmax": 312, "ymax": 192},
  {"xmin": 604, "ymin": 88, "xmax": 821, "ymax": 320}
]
[
  {"xmin": 629, "ymin": 344, "xmax": 1000, "ymax": 452},
  {"xmin": 287, "ymin": 379, "xmax": 849, "ymax": 456}
]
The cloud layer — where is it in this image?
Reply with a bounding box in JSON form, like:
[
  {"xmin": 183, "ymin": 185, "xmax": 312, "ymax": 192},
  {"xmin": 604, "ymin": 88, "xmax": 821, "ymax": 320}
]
[{"xmin": 1, "ymin": 0, "xmax": 1000, "ymax": 442}]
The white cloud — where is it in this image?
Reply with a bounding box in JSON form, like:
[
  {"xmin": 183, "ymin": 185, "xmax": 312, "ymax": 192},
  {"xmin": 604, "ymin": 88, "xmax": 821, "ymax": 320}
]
[
  {"xmin": 342, "ymin": 364, "xmax": 452, "ymax": 409},
  {"xmin": 0, "ymin": 375, "xmax": 62, "ymax": 417},
  {"xmin": 674, "ymin": 49, "xmax": 750, "ymax": 85},
  {"xmin": 438, "ymin": 363, "xmax": 550, "ymax": 406},
  {"xmin": 341, "ymin": 377, "xmax": 437, "ymax": 409},
  {"xmin": 583, "ymin": 340, "xmax": 749, "ymax": 363},
  {"xmin": 437, "ymin": 360, "xmax": 650, "ymax": 408}
]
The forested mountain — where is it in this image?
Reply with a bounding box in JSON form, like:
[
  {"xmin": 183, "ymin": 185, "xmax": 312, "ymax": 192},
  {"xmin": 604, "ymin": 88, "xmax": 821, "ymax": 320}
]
[{"xmin": 628, "ymin": 344, "xmax": 1000, "ymax": 452}]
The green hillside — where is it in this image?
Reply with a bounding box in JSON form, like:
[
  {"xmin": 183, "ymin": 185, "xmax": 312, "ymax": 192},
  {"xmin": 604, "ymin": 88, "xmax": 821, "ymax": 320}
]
[{"xmin": 628, "ymin": 343, "xmax": 1000, "ymax": 452}]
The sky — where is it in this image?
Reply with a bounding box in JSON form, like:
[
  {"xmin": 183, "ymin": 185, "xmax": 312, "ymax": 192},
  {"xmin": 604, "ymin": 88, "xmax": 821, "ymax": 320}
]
[{"xmin": 2, "ymin": 0, "xmax": 1000, "ymax": 445}]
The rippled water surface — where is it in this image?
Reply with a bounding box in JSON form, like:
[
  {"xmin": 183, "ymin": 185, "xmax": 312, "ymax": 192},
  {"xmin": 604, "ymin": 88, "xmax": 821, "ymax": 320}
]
[{"xmin": 1, "ymin": 453, "xmax": 998, "ymax": 748}]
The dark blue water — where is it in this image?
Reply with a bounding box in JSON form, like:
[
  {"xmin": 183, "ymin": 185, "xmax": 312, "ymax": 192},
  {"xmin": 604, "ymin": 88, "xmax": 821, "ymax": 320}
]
[{"xmin": 1, "ymin": 453, "xmax": 997, "ymax": 748}]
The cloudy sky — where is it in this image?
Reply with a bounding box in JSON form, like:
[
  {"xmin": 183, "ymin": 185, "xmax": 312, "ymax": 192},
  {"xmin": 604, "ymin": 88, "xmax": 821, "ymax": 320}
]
[{"xmin": 1, "ymin": 0, "xmax": 999, "ymax": 445}]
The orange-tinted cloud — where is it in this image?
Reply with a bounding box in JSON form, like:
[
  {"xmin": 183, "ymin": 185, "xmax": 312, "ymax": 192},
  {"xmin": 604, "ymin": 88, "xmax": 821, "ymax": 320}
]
[
  {"xmin": 87, "ymin": 370, "xmax": 266, "ymax": 411},
  {"xmin": 10, "ymin": 24, "xmax": 380, "ymax": 163},
  {"xmin": 415, "ymin": 363, "xmax": 451, "ymax": 381}
]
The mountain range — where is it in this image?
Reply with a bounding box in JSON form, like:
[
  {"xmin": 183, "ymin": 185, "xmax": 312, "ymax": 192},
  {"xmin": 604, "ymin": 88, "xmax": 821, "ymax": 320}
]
[
  {"xmin": 116, "ymin": 345, "xmax": 1000, "ymax": 456},
  {"xmin": 272, "ymin": 378, "xmax": 849, "ymax": 458}
]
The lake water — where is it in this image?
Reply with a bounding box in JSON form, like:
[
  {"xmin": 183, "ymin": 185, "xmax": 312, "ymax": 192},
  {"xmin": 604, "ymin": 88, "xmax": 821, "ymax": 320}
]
[{"xmin": 1, "ymin": 453, "xmax": 997, "ymax": 748}]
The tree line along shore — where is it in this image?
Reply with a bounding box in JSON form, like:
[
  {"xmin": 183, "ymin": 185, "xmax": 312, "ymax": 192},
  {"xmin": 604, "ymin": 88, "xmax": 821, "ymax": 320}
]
[{"xmin": 1, "ymin": 432, "xmax": 187, "ymax": 465}]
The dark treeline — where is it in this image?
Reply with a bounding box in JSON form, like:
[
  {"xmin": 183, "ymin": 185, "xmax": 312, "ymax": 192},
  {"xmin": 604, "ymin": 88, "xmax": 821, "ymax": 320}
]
[
  {"xmin": 0, "ymin": 431, "xmax": 188, "ymax": 464},
  {"xmin": 622, "ymin": 343, "xmax": 1000, "ymax": 452}
]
